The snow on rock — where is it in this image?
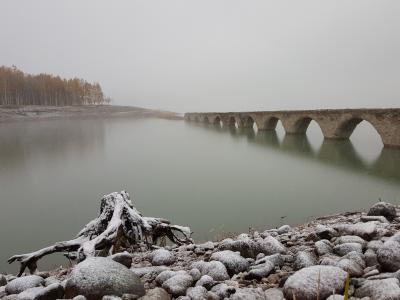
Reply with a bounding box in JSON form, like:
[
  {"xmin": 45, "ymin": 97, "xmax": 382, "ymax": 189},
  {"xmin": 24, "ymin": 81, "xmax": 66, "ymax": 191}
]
[
  {"xmin": 368, "ymin": 201, "xmax": 397, "ymax": 221},
  {"xmin": 17, "ymin": 283, "xmax": 64, "ymax": 300},
  {"xmin": 191, "ymin": 261, "xmax": 230, "ymax": 281},
  {"xmin": 210, "ymin": 250, "xmax": 249, "ymax": 275},
  {"xmin": 334, "ymin": 222, "xmax": 377, "ymax": 240},
  {"xmin": 109, "ymin": 251, "xmax": 132, "ymax": 268},
  {"xmin": 230, "ymin": 287, "xmax": 265, "ymax": 300},
  {"xmin": 151, "ymin": 249, "xmax": 175, "ymax": 266},
  {"xmin": 265, "ymin": 288, "xmax": 284, "ymax": 300},
  {"xmin": 293, "ymin": 251, "xmax": 317, "ymax": 270},
  {"xmin": 185, "ymin": 286, "xmax": 208, "ymax": 299},
  {"xmin": 195, "ymin": 275, "xmax": 215, "ymax": 290},
  {"xmin": 333, "ymin": 243, "xmax": 363, "ymax": 256},
  {"xmin": 65, "ymin": 257, "xmax": 145, "ymax": 300},
  {"xmin": 283, "ymin": 265, "xmax": 347, "ymax": 300},
  {"xmin": 161, "ymin": 271, "xmax": 193, "ymax": 297},
  {"xmin": 377, "ymin": 233, "xmax": 400, "ymax": 272},
  {"xmin": 5, "ymin": 275, "xmax": 44, "ymax": 295},
  {"xmin": 355, "ymin": 278, "xmax": 400, "ymax": 299},
  {"xmin": 138, "ymin": 287, "xmax": 171, "ymax": 300}
]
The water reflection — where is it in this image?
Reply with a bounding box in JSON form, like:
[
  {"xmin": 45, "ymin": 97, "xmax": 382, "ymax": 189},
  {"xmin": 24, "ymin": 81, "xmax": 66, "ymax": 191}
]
[
  {"xmin": 188, "ymin": 122, "xmax": 400, "ymax": 182},
  {"xmin": 0, "ymin": 119, "xmax": 105, "ymax": 170}
]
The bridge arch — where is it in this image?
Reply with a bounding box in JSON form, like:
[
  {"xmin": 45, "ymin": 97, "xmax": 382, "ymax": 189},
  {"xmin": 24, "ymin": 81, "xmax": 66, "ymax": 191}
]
[
  {"xmin": 333, "ymin": 117, "xmax": 385, "ymax": 145},
  {"xmin": 241, "ymin": 115, "xmax": 256, "ymax": 129},
  {"xmin": 212, "ymin": 115, "xmax": 223, "ymax": 126}
]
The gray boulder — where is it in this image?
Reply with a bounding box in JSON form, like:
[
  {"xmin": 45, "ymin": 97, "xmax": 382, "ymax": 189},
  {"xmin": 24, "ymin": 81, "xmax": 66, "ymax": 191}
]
[
  {"xmin": 17, "ymin": 283, "xmax": 64, "ymax": 300},
  {"xmin": 110, "ymin": 252, "xmax": 133, "ymax": 268},
  {"xmin": 210, "ymin": 283, "xmax": 235, "ymax": 299},
  {"xmin": 245, "ymin": 261, "xmax": 275, "ymax": 280},
  {"xmin": 333, "ymin": 243, "xmax": 363, "ymax": 256},
  {"xmin": 151, "ymin": 249, "xmax": 175, "ymax": 266},
  {"xmin": 5, "ymin": 275, "xmax": 44, "ymax": 295},
  {"xmin": 65, "ymin": 257, "xmax": 145, "ymax": 300},
  {"xmin": 294, "ymin": 251, "xmax": 317, "ymax": 270},
  {"xmin": 315, "ymin": 224, "xmax": 337, "ymax": 240},
  {"xmin": 218, "ymin": 237, "xmax": 285, "ymax": 258},
  {"xmin": 161, "ymin": 272, "xmax": 193, "ymax": 297},
  {"xmin": 210, "ymin": 250, "xmax": 249, "ymax": 275},
  {"xmin": 195, "ymin": 275, "xmax": 215, "ymax": 290},
  {"xmin": 335, "ymin": 222, "xmax": 377, "ymax": 240},
  {"xmin": 230, "ymin": 287, "xmax": 265, "ymax": 300},
  {"xmin": 377, "ymin": 233, "xmax": 400, "ymax": 271},
  {"xmin": 265, "ymin": 288, "xmax": 284, "ymax": 300},
  {"xmin": 131, "ymin": 266, "xmax": 169, "ymax": 277},
  {"xmin": 138, "ymin": 287, "xmax": 171, "ymax": 300},
  {"xmin": 315, "ymin": 240, "xmax": 333, "ymax": 256},
  {"xmin": 192, "ymin": 261, "xmax": 229, "ymax": 281},
  {"xmin": 186, "ymin": 286, "xmax": 208, "ymax": 300},
  {"xmin": 368, "ymin": 201, "xmax": 397, "ymax": 221},
  {"xmin": 283, "ymin": 265, "xmax": 347, "ymax": 300},
  {"xmin": 277, "ymin": 225, "xmax": 291, "ymax": 235},
  {"xmin": 335, "ymin": 235, "xmax": 367, "ymax": 247},
  {"xmin": 355, "ymin": 278, "xmax": 400, "ymax": 299}
]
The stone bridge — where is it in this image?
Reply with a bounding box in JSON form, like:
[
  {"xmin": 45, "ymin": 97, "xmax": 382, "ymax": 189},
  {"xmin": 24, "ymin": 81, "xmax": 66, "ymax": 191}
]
[{"xmin": 184, "ymin": 109, "xmax": 400, "ymax": 148}]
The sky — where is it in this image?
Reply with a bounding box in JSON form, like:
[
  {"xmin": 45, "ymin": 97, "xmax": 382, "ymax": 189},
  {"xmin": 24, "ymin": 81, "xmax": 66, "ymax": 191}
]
[{"xmin": 1, "ymin": 1, "xmax": 399, "ymax": 113}]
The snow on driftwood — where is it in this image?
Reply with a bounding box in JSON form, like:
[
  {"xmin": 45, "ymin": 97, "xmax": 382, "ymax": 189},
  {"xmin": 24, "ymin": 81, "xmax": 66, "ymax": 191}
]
[{"xmin": 8, "ymin": 191, "xmax": 193, "ymax": 276}]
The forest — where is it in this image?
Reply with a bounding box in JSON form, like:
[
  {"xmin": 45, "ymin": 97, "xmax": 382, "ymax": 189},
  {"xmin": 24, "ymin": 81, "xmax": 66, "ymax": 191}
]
[{"xmin": 0, "ymin": 65, "xmax": 110, "ymax": 106}]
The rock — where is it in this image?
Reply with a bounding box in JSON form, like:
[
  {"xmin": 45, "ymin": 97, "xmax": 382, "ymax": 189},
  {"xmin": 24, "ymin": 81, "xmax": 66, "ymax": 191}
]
[
  {"xmin": 230, "ymin": 287, "xmax": 265, "ymax": 300},
  {"xmin": 65, "ymin": 257, "xmax": 145, "ymax": 300},
  {"xmin": 245, "ymin": 260, "xmax": 275, "ymax": 280},
  {"xmin": 195, "ymin": 241, "xmax": 214, "ymax": 251},
  {"xmin": 335, "ymin": 222, "xmax": 377, "ymax": 240},
  {"xmin": 336, "ymin": 258, "xmax": 363, "ymax": 276},
  {"xmin": 315, "ymin": 225, "xmax": 337, "ymax": 240},
  {"xmin": 17, "ymin": 283, "xmax": 64, "ymax": 300},
  {"xmin": 355, "ymin": 278, "xmax": 400, "ymax": 299},
  {"xmin": 2, "ymin": 295, "xmax": 18, "ymax": 300},
  {"xmin": 138, "ymin": 287, "xmax": 171, "ymax": 300},
  {"xmin": 195, "ymin": 275, "xmax": 215, "ymax": 290},
  {"xmin": 294, "ymin": 251, "xmax": 317, "ymax": 270},
  {"xmin": 43, "ymin": 276, "xmax": 60, "ymax": 287},
  {"xmin": 192, "ymin": 261, "xmax": 230, "ymax": 281},
  {"xmin": 0, "ymin": 286, "xmax": 6, "ymax": 298},
  {"xmin": 5, "ymin": 275, "xmax": 44, "ymax": 295},
  {"xmin": 361, "ymin": 215, "xmax": 389, "ymax": 223},
  {"xmin": 131, "ymin": 266, "xmax": 169, "ymax": 277},
  {"xmin": 210, "ymin": 250, "xmax": 249, "ymax": 275},
  {"xmin": 156, "ymin": 271, "xmax": 187, "ymax": 286},
  {"xmin": 335, "ymin": 235, "xmax": 367, "ymax": 247},
  {"xmin": 161, "ymin": 272, "xmax": 193, "ymax": 297},
  {"xmin": 102, "ymin": 296, "xmax": 122, "ymax": 300},
  {"xmin": 151, "ymin": 249, "xmax": 175, "ymax": 266},
  {"xmin": 254, "ymin": 253, "xmax": 284, "ymax": 267},
  {"xmin": 315, "ymin": 240, "xmax": 333, "ymax": 256},
  {"xmin": 218, "ymin": 237, "xmax": 285, "ymax": 258},
  {"xmin": 364, "ymin": 249, "xmax": 378, "ymax": 267},
  {"xmin": 186, "ymin": 286, "xmax": 207, "ymax": 300},
  {"xmin": 72, "ymin": 296, "xmax": 88, "ymax": 300},
  {"xmin": 188, "ymin": 269, "xmax": 201, "ymax": 282},
  {"xmin": 0, "ymin": 275, "xmax": 7, "ymax": 287},
  {"xmin": 326, "ymin": 295, "xmax": 344, "ymax": 300},
  {"xmin": 264, "ymin": 288, "xmax": 284, "ymax": 300},
  {"xmin": 283, "ymin": 265, "xmax": 347, "ymax": 300},
  {"xmin": 333, "ymin": 243, "xmax": 363, "ymax": 256},
  {"xmin": 367, "ymin": 240, "xmax": 383, "ymax": 252},
  {"xmin": 277, "ymin": 225, "xmax": 291, "ymax": 235},
  {"xmin": 368, "ymin": 201, "xmax": 397, "ymax": 221},
  {"xmin": 378, "ymin": 234, "xmax": 400, "ymax": 271},
  {"xmin": 210, "ymin": 283, "xmax": 235, "ymax": 299},
  {"xmin": 110, "ymin": 252, "xmax": 132, "ymax": 268}
]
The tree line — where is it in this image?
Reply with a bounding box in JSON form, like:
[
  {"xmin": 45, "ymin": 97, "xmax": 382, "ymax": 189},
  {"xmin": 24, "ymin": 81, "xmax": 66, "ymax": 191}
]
[{"xmin": 0, "ymin": 65, "xmax": 111, "ymax": 106}]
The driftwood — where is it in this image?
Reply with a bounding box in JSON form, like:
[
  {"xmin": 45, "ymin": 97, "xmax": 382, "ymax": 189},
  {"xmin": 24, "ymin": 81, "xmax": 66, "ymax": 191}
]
[{"xmin": 8, "ymin": 191, "xmax": 193, "ymax": 276}]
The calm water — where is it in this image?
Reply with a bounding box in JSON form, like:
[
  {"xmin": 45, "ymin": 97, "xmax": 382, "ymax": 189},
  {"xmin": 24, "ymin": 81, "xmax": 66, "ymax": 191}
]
[{"xmin": 1, "ymin": 117, "xmax": 400, "ymax": 272}]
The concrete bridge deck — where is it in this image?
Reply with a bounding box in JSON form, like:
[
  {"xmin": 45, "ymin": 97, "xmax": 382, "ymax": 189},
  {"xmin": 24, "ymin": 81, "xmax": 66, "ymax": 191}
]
[{"xmin": 184, "ymin": 109, "xmax": 400, "ymax": 148}]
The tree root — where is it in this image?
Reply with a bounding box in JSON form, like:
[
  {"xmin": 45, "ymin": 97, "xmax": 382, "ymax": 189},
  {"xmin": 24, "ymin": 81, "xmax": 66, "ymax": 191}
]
[{"xmin": 8, "ymin": 191, "xmax": 193, "ymax": 276}]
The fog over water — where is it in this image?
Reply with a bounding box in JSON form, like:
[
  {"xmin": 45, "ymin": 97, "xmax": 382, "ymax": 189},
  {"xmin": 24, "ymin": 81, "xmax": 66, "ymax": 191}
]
[{"xmin": 1, "ymin": 1, "xmax": 399, "ymax": 112}]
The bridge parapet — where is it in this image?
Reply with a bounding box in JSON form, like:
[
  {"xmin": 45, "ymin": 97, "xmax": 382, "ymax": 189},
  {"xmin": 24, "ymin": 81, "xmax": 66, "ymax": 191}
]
[{"xmin": 184, "ymin": 109, "xmax": 400, "ymax": 147}]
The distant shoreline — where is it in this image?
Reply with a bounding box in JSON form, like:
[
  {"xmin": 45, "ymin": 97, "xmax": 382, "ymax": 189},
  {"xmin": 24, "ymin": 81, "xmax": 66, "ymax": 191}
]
[{"xmin": 0, "ymin": 105, "xmax": 183, "ymax": 123}]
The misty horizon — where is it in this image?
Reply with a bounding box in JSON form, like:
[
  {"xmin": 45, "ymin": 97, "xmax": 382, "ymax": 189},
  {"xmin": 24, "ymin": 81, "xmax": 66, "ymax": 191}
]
[{"xmin": 1, "ymin": 0, "xmax": 399, "ymax": 113}]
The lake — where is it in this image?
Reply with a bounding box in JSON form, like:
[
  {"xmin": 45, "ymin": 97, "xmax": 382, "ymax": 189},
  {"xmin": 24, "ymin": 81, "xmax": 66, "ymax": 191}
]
[{"xmin": 1, "ymin": 116, "xmax": 399, "ymax": 273}]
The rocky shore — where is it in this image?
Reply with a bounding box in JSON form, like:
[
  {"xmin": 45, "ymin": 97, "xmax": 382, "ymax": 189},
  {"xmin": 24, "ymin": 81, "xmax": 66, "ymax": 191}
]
[{"xmin": 2, "ymin": 201, "xmax": 400, "ymax": 300}]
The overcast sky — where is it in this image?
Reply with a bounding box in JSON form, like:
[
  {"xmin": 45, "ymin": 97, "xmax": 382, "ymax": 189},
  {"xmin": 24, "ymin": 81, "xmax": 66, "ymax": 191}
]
[{"xmin": 1, "ymin": 1, "xmax": 399, "ymax": 112}]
